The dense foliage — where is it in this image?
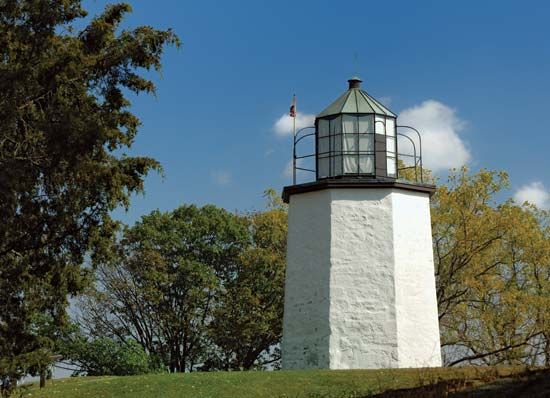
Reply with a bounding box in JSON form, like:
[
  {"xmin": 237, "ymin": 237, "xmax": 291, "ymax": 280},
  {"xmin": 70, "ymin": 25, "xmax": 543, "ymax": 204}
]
[
  {"xmin": 0, "ymin": 0, "xmax": 178, "ymax": 394},
  {"xmin": 61, "ymin": 336, "xmax": 157, "ymax": 376},
  {"xmin": 432, "ymin": 168, "xmax": 550, "ymax": 366},
  {"xmin": 205, "ymin": 192, "xmax": 287, "ymax": 370},
  {"xmin": 79, "ymin": 192, "xmax": 287, "ymax": 372}
]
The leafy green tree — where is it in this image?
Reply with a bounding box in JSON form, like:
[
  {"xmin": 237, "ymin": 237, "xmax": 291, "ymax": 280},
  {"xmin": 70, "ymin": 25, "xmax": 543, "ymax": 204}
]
[
  {"xmin": 206, "ymin": 191, "xmax": 287, "ymax": 370},
  {"xmin": 426, "ymin": 168, "xmax": 550, "ymax": 366},
  {"xmin": 0, "ymin": 0, "xmax": 178, "ymax": 393},
  {"xmin": 79, "ymin": 194, "xmax": 288, "ymax": 372},
  {"xmin": 79, "ymin": 205, "xmax": 250, "ymax": 372}
]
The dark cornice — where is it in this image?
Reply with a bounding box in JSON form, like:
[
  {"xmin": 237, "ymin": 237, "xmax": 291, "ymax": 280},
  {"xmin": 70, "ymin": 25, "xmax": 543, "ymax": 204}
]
[{"xmin": 282, "ymin": 178, "xmax": 436, "ymax": 203}]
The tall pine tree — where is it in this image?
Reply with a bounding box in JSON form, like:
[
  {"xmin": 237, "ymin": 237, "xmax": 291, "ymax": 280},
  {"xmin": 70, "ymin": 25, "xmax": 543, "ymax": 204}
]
[{"xmin": 0, "ymin": 1, "xmax": 179, "ymax": 393}]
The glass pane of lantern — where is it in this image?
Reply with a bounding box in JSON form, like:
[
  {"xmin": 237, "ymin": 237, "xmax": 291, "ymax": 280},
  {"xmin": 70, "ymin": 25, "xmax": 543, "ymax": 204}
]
[
  {"xmin": 331, "ymin": 132, "xmax": 342, "ymax": 154},
  {"xmin": 330, "ymin": 116, "xmax": 341, "ymax": 136},
  {"xmin": 343, "ymin": 135, "xmax": 357, "ymax": 153},
  {"xmin": 375, "ymin": 115, "xmax": 386, "ymax": 135},
  {"xmin": 318, "ymin": 137, "xmax": 329, "ymax": 155},
  {"xmin": 342, "ymin": 115, "xmax": 357, "ymax": 157},
  {"xmin": 359, "ymin": 134, "xmax": 374, "ymax": 153},
  {"xmin": 344, "ymin": 155, "xmax": 358, "ymax": 173},
  {"xmin": 318, "ymin": 157, "xmax": 329, "ymax": 178},
  {"xmin": 358, "ymin": 115, "xmax": 373, "ymax": 134},
  {"xmin": 358, "ymin": 115, "xmax": 374, "ymax": 154},
  {"xmin": 318, "ymin": 119, "xmax": 329, "ymax": 137},
  {"xmin": 333, "ymin": 155, "xmax": 342, "ymax": 175},
  {"xmin": 342, "ymin": 115, "xmax": 358, "ymax": 134},
  {"xmin": 386, "ymin": 136, "xmax": 396, "ymax": 155},
  {"xmin": 386, "ymin": 117, "xmax": 396, "ymax": 137},
  {"xmin": 387, "ymin": 156, "xmax": 396, "ymax": 176},
  {"xmin": 359, "ymin": 155, "xmax": 374, "ymax": 174}
]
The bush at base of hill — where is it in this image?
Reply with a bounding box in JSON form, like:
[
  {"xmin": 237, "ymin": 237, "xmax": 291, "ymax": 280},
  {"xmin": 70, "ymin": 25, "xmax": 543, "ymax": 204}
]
[{"xmin": 61, "ymin": 337, "xmax": 160, "ymax": 376}]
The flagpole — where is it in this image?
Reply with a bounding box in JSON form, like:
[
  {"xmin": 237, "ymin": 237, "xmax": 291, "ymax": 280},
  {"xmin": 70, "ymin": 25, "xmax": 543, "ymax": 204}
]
[
  {"xmin": 292, "ymin": 109, "xmax": 296, "ymax": 185},
  {"xmin": 292, "ymin": 94, "xmax": 297, "ymax": 185}
]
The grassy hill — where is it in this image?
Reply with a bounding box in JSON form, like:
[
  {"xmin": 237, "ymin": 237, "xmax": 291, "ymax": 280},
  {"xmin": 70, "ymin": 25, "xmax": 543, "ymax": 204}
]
[{"xmin": 21, "ymin": 366, "xmax": 549, "ymax": 398}]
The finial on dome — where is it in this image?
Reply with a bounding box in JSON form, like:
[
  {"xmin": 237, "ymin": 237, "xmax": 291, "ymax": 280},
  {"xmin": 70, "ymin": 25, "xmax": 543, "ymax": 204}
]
[{"xmin": 347, "ymin": 76, "xmax": 362, "ymax": 89}]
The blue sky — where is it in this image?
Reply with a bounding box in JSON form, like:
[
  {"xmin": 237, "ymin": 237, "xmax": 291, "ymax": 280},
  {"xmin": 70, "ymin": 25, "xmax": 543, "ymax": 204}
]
[{"xmin": 83, "ymin": 0, "xmax": 550, "ymax": 224}]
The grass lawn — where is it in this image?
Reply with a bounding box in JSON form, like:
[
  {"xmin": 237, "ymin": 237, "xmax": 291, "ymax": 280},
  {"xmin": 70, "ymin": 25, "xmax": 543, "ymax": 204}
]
[{"xmin": 20, "ymin": 366, "xmax": 540, "ymax": 398}]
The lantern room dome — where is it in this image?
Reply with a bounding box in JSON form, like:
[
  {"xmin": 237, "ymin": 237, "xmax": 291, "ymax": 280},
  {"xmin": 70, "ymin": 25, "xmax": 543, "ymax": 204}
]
[{"xmin": 317, "ymin": 77, "xmax": 396, "ymax": 118}]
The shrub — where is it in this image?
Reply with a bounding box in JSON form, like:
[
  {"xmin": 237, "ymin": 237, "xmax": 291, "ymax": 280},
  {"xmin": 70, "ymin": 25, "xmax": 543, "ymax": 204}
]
[{"xmin": 62, "ymin": 337, "xmax": 158, "ymax": 376}]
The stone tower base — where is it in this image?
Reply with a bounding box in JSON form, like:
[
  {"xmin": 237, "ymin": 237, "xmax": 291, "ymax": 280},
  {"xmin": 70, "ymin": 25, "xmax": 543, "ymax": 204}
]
[{"xmin": 281, "ymin": 185, "xmax": 442, "ymax": 369}]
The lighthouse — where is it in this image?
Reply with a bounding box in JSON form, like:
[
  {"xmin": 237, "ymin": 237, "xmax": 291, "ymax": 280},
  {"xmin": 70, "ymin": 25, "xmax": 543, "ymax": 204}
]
[{"xmin": 281, "ymin": 77, "xmax": 442, "ymax": 369}]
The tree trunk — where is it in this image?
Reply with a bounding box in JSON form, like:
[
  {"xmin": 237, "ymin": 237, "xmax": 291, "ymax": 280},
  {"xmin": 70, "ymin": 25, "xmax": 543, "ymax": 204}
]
[{"xmin": 39, "ymin": 368, "xmax": 46, "ymax": 388}]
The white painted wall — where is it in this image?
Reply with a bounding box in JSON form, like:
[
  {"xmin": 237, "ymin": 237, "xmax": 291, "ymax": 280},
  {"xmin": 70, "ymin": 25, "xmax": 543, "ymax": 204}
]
[
  {"xmin": 282, "ymin": 190, "xmax": 332, "ymax": 369},
  {"xmin": 392, "ymin": 190, "xmax": 442, "ymax": 367},
  {"xmin": 282, "ymin": 187, "xmax": 441, "ymax": 369},
  {"xmin": 329, "ymin": 189, "xmax": 399, "ymax": 369}
]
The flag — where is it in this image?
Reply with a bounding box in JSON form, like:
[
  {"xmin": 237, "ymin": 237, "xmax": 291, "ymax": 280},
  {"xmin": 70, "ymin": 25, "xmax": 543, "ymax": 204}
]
[{"xmin": 289, "ymin": 94, "xmax": 296, "ymax": 118}]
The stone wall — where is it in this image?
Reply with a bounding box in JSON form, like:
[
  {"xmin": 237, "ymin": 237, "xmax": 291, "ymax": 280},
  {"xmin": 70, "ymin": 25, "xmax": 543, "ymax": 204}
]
[
  {"xmin": 329, "ymin": 189, "xmax": 399, "ymax": 368},
  {"xmin": 282, "ymin": 190, "xmax": 332, "ymax": 369},
  {"xmin": 392, "ymin": 190, "xmax": 442, "ymax": 367},
  {"xmin": 282, "ymin": 187, "xmax": 442, "ymax": 369}
]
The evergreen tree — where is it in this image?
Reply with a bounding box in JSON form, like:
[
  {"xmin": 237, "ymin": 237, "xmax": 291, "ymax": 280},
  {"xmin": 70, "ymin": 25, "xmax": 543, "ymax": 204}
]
[{"xmin": 0, "ymin": 1, "xmax": 178, "ymax": 393}]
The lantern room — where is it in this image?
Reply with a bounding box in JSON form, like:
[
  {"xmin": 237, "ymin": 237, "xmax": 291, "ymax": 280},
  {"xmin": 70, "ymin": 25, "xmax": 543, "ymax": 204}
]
[
  {"xmin": 286, "ymin": 76, "xmax": 428, "ymax": 201},
  {"xmin": 316, "ymin": 77, "xmax": 397, "ymax": 180}
]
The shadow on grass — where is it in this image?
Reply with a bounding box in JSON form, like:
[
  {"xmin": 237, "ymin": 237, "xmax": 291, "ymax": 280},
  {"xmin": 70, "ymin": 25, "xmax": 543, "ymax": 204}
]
[{"xmin": 369, "ymin": 368, "xmax": 550, "ymax": 398}]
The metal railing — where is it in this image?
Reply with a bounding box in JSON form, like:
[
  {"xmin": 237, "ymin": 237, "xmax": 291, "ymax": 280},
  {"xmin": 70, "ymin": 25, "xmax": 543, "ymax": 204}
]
[
  {"xmin": 291, "ymin": 125, "xmax": 425, "ymax": 184},
  {"xmin": 292, "ymin": 127, "xmax": 316, "ymax": 184}
]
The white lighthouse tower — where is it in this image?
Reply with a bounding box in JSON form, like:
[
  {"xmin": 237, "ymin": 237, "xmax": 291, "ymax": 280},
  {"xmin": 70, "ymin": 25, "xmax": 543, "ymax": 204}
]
[{"xmin": 281, "ymin": 77, "xmax": 442, "ymax": 369}]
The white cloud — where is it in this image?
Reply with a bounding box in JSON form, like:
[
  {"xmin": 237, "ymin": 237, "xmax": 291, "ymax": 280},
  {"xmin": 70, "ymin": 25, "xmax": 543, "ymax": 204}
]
[
  {"xmin": 211, "ymin": 170, "xmax": 232, "ymax": 186},
  {"xmin": 273, "ymin": 113, "xmax": 315, "ymax": 136},
  {"xmin": 514, "ymin": 181, "xmax": 549, "ymax": 209},
  {"xmin": 398, "ymin": 100, "xmax": 470, "ymax": 172}
]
